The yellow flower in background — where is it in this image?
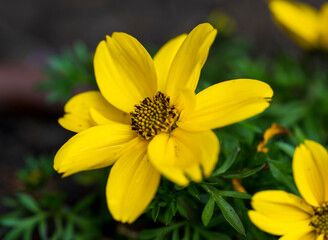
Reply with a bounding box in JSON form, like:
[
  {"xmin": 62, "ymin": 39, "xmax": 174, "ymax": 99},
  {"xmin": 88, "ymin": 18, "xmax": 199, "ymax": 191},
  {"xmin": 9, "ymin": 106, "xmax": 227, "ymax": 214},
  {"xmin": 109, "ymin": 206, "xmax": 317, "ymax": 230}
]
[
  {"xmin": 249, "ymin": 140, "xmax": 328, "ymax": 239},
  {"xmin": 257, "ymin": 123, "xmax": 290, "ymax": 153},
  {"xmin": 269, "ymin": 0, "xmax": 328, "ymax": 51},
  {"xmin": 54, "ymin": 23, "xmax": 273, "ymax": 223},
  {"xmin": 232, "ymin": 178, "xmax": 247, "ymax": 193}
]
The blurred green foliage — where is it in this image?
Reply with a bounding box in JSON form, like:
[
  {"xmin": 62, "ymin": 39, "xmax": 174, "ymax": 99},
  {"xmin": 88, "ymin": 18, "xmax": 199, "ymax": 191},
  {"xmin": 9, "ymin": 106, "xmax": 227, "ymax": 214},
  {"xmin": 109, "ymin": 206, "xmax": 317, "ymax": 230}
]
[
  {"xmin": 2, "ymin": 31, "xmax": 328, "ymax": 239},
  {"xmin": 38, "ymin": 42, "xmax": 96, "ymax": 103}
]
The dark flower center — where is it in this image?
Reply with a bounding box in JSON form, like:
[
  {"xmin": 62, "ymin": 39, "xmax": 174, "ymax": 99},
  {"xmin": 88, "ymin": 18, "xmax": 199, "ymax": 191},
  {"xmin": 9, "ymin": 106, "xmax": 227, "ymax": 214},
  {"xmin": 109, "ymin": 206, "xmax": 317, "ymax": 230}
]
[
  {"xmin": 310, "ymin": 202, "xmax": 328, "ymax": 236},
  {"xmin": 130, "ymin": 91, "xmax": 179, "ymax": 140}
]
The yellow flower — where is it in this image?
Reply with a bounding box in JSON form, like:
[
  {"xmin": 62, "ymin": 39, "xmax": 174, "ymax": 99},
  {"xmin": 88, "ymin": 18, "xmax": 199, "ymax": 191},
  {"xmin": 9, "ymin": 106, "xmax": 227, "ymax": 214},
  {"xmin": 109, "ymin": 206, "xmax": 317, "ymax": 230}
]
[
  {"xmin": 249, "ymin": 140, "xmax": 328, "ymax": 239},
  {"xmin": 54, "ymin": 23, "xmax": 273, "ymax": 223},
  {"xmin": 257, "ymin": 123, "xmax": 290, "ymax": 153},
  {"xmin": 269, "ymin": 0, "xmax": 328, "ymax": 51}
]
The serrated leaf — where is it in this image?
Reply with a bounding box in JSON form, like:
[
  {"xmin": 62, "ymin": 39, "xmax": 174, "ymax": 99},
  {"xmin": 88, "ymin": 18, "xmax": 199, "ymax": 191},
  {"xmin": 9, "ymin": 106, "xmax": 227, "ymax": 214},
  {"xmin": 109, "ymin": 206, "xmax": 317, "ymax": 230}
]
[
  {"xmin": 202, "ymin": 197, "xmax": 215, "ymax": 226},
  {"xmin": 221, "ymin": 164, "xmax": 265, "ymax": 178}
]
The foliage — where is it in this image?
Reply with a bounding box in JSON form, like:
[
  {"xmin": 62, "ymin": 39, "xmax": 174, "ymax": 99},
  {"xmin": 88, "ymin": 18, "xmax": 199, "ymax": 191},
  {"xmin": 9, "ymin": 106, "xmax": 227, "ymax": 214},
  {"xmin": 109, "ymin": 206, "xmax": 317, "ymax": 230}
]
[{"xmin": 38, "ymin": 42, "xmax": 96, "ymax": 103}]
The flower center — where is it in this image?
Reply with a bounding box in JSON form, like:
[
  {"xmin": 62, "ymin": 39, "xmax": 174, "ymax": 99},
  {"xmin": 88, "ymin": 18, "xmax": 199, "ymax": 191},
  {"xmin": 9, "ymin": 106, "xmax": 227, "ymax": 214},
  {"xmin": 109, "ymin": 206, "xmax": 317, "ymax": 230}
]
[
  {"xmin": 130, "ymin": 91, "xmax": 179, "ymax": 140},
  {"xmin": 310, "ymin": 202, "xmax": 328, "ymax": 236}
]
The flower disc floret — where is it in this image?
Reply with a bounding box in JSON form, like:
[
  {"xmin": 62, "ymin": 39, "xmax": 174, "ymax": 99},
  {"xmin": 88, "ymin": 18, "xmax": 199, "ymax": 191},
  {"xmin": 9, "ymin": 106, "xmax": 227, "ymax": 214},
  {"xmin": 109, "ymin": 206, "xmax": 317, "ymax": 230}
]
[
  {"xmin": 311, "ymin": 202, "xmax": 328, "ymax": 236},
  {"xmin": 130, "ymin": 91, "xmax": 179, "ymax": 140}
]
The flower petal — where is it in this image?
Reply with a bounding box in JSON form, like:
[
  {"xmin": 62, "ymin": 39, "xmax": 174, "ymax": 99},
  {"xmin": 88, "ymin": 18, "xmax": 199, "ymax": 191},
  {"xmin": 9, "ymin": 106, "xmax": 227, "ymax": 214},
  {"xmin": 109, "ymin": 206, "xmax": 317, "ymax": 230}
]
[
  {"xmin": 316, "ymin": 234, "xmax": 325, "ymax": 240},
  {"xmin": 58, "ymin": 91, "xmax": 128, "ymax": 132},
  {"xmin": 153, "ymin": 34, "xmax": 187, "ymax": 92},
  {"xmin": 106, "ymin": 140, "xmax": 160, "ymax": 223},
  {"xmin": 293, "ymin": 140, "xmax": 328, "ymax": 206},
  {"xmin": 319, "ymin": 3, "xmax": 328, "ymax": 50},
  {"xmin": 178, "ymin": 79, "xmax": 273, "ymax": 131},
  {"xmin": 148, "ymin": 128, "xmax": 219, "ymax": 186},
  {"xmin": 269, "ymin": 0, "xmax": 319, "ymax": 49},
  {"xmin": 279, "ymin": 227, "xmax": 316, "ymax": 240},
  {"xmin": 257, "ymin": 123, "xmax": 290, "ymax": 153},
  {"xmin": 249, "ymin": 210, "xmax": 312, "ymax": 236},
  {"xmin": 54, "ymin": 123, "xmax": 136, "ymax": 176},
  {"xmin": 165, "ymin": 23, "xmax": 217, "ymax": 103},
  {"xmin": 94, "ymin": 33, "xmax": 157, "ymax": 113},
  {"xmin": 251, "ymin": 190, "xmax": 314, "ymax": 220},
  {"xmin": 249, "ymin": 190, "xmax": 314, "ymax": 236}
]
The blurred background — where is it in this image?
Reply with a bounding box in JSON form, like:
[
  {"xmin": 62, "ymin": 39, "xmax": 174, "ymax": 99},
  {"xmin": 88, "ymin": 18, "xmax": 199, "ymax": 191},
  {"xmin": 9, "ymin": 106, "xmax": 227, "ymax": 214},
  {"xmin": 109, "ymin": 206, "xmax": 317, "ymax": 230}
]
[{"xmin": 0, "ymin": 0, "xmax": 327, "ymax": 238}]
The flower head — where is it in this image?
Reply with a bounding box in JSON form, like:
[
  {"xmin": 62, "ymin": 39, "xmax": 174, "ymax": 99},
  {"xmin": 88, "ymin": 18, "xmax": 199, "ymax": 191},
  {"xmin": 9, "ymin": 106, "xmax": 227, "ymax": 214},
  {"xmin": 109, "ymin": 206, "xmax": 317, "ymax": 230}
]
[
  {"xmin": 54, "ymin": 23, "xmax": 273, "ymax": 223},
  {"xmin": 249, "ymin": 140, "xmax": 328, "ymax": 239},
  {"xmin": 269, "ymin": 0, "xmax": 328, "ymax": 51}
]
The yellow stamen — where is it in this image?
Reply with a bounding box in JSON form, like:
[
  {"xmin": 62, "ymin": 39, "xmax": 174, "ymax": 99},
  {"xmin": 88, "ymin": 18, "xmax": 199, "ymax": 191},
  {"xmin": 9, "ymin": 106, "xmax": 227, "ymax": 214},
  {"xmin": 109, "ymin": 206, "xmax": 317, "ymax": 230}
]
[{"xmin": 130, "ymin": 92, "xmax": 179, "ymax": 140}]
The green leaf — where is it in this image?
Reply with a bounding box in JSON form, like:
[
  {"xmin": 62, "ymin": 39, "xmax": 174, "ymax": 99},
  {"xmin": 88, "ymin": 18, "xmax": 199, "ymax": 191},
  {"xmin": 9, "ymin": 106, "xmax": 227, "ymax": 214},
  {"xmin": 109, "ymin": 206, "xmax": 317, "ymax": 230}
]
[
  {"xmin": 172, "ymin": 229, "xmax": 180, "ymax": 240},
  {"xmin": 151, "ymin": 203, "xmax": 160, "ymax": 222},
  {"xmin": 177, "ymin": 200, "xmax": 189, "ymax": 219},
  {"xmin": 164, "ymin": 207, "xmax": 174, "ymax": 225},
  {"xmin": 214, "ymin": 196, "xmax": 245, "ymax": 235},
  {"xmin": 17, "ymin": 194, "xmax": 41, "ymax": 213},
  {"xmin": 138, "ymin": 222, "xmax": 184, "ymax": 239},
  {"xmin": 212, "ymin": 147, "xmax": 239, "ymax": 176},
  {"xmin": 269, "ymin": 160, "xmax": 298, "ymax": 194},
  {"xmin": 192, "ymin": 230, "xmax": 200, "ymax": 240},
  {"xmin": 3, "ymin": 227, "xmax": 24, "ymax": 240},
  {"xmin": 0, "ymin": 214, "xmax": 22, "ymax": 227},
  {"xmin": 38, "ymin": 219, "xmax": 48, "ymax": 240},
  {"xmin": 275, "ymin": 141, "xmax": 295, "ymax": 158},
  {"xmin": 63, "ymin": 220, "xmax": 74, "ymax": 240},
  {"xmin": 23, "ymin": 226, "xmax": 33, "ymax": 240},
  {"xmin": 202, "ymin": 197, "xmax": 215, "ymax": 226},
  {"xmin": 221, "ymin": 164, "xmax": 265, "ymax": 178},
  {"xmin": 182, "ymin": 225, "xmax": 190, "ymax": 240},
  {"xmin": 72, "ymin": 194, "xmax": 95, "ymax": 213},
  {"xmin": 4, "ymin": 215, "xmax": 44, "ymax": 240},
  {"xmin": 52, "ymin": 215, "xmax": 63, "ymax": 239},
  {"xmin": 187, "ymin": 185, "xmax": 200, "ymax": 200},
  {"xmin": 202, "ymin": 185, "xmax": 245, "ymax": 235},
  {"xmin": 211, "ymin": 190, "xmax": 251, "ymax": 199}
]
